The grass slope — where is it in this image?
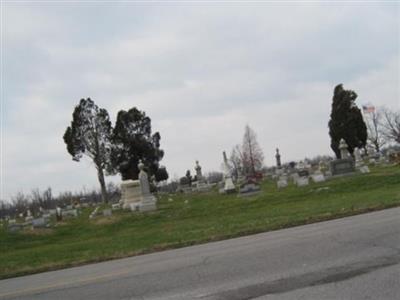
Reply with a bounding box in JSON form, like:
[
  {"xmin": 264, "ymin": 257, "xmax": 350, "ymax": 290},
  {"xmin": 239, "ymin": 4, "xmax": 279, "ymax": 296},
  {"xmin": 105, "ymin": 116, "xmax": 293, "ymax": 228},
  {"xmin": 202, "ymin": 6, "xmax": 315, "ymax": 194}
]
[{"xmin": 1, "ymin": 165, "xmax": 399, "ymax": 279}]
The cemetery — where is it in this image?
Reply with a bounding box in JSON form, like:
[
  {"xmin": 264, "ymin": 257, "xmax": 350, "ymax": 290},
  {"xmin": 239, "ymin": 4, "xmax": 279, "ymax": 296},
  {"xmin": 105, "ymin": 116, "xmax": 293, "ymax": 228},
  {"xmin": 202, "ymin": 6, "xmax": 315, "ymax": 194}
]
[
  {"xmin": 1, "ymin": 84, "xmax": 399, "ymax": 281},
  {"xmin": 0, "ymin": 161, "xmax": 399, "ymax": 279}
]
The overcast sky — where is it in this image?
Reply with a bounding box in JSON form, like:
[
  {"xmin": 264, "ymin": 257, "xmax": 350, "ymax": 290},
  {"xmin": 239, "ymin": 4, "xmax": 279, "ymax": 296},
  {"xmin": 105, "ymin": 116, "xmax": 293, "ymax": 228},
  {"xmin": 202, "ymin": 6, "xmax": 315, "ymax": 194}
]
[{"xmin": 2, "ymin": 1, "xmax": 399, "ymax": 200}]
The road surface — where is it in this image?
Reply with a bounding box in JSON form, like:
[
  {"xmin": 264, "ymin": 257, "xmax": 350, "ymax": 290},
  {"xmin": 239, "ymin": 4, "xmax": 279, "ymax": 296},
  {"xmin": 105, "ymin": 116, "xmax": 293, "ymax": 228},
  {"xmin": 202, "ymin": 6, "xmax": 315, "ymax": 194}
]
[{"xmin": 1, "ymin": 207, "xmax": 399, "ymax": 299}]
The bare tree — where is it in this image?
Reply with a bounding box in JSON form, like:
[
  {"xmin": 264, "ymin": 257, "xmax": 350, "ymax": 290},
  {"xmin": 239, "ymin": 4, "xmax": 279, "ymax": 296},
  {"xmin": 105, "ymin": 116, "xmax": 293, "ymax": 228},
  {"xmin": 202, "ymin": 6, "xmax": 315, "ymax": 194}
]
[
  {"xmin": 381, "ymin": 108, "xmax": 400, "ymax": 144},
  {"xmin": 229, "ymin": 144, "xmax": 244, "ymax": 179},
  {"xmin": 242, "ymin": 125, "xmax": 264, "ymax": 175},
  {"xmin": 11, "ymin": 192, "xmax": 29, "ymax": 216},
  {"xmin": 364, "ymin": 109, "xmax": 386, "ymax": 152}
]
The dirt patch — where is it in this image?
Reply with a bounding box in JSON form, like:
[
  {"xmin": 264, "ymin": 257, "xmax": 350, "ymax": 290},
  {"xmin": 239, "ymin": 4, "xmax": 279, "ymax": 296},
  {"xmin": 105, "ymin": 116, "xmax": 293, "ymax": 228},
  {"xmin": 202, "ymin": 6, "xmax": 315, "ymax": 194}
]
[
  {"xmin": 92, "ymin": 216, "xmax": 120, "ymax": 225},
  {"xmin": 22, "ymin": 228, "xmax": 54, "ymax": 235}
]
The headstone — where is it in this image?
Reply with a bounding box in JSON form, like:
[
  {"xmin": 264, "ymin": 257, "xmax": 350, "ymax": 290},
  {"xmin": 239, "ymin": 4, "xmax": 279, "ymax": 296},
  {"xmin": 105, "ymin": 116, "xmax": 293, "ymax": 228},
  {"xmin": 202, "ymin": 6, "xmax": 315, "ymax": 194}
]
[
  {"xmin": 318, "ymin": 161, "xmax": 328, "ymax": 173},
  {"xmin": 103, "ymin": 209, "xmax": 112, "ymax": 217},
  {"xmin": 8, "ymin": 223, "xmax": 22, "ymax": 233},
  {"xmin": 339, "ymin": 139, "xmax": 350, "ymax": 159},
  {"xmin": 275, "ymin": 168, "xmax": 284, "ymax": 176},
  {"xmin": 25, "ymin": 209, "xmax": 33, "ymax": 222},
  {"xmin": 297, "ymin": 161, "xmax": 306, "ymax": 170},
  {"xmin": 277, "ymin": 177, "xmax": 288, "ymax": 189},
  {"xmin": 238, "ymin": 179, "xmax": 261, "ymax": 197},
  {"xmin": 367, "ymin": 144, "xmax": 377, "ymax": 158},
  {"xmin": 354, "ymin": 147, "xmax": 370, "ymax": 173},
  {"xmin": 291, "ymin": 173, "xmax": 300, "ymax": 183},
  {"xmin": 56, "ymin": 206, "xmax": 62, "ymax": 221},
  {"xmin": 359, "ymin": 165, "xmax": 370, "ymax": 173},
  {"xmin": 32, "ymin": 217, "xmax": 47, "ymax": 228},
  {"xmin": 111, "ymin": 203, "xmax": 121, "ymax": 210},
  {"xmin": 330, "ymin": 139, "xmax": 355, "ymax": 176},
  {"xmin": 222, "ymin": 151, "xmax": 236, "ymax": 193},
  {"xmin": 137, "ymin": 161, "xmax": 157, "ymax": 212},
  {"xmin": 25, "ymin": 215, "xmax": 33, "ymax": 222},
  {"xmin": 353, "ymin": 147, "xmax": 363, "ymax": 167},
  {"xmin": 296, "ymin": 176, "xmax": 309, "ymax": 187},
  {"xmin": 297, "ymin": 169, "xmax": 309, "ymax": 177},
  {"xmin": 195, "ymin": 181, "xmax": 211, "ymax": 192},
  {"xmin": 62, "ymin": 209, "xmax": 78, "ymax": 218},
  {"xmin": 311, "ymin": 171, "xmax": 325, "ymax": 183},
  {"xmin": 330, "ymin": 158, "xmax": 355, "ymax": 176},
  {"xmin": 179, "ymin": 184, "xmax": 192, "ymax": 194}
]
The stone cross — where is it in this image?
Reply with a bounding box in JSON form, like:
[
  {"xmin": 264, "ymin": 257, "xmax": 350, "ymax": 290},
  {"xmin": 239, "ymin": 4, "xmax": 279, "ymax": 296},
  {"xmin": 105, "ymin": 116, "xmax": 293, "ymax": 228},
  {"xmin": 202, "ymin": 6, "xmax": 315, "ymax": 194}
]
[
  {"xmin": 275, "ymin": 148, "xmax": 281, "ymax": 168},
  {"xmin": 339, "ymin": 139, "xmax": 350, "ymax": 159},
  {"xmin": 138, "ymin": 160, "xmax": 150, "ymax": 195}
]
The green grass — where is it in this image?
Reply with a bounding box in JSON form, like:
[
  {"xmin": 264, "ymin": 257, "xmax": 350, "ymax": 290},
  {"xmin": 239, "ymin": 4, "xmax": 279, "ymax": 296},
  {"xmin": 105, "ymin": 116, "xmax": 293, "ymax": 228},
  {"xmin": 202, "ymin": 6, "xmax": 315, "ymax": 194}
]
[{"xmin": 1, "ymin": 165, "xmax": 399, "ymax": 279}]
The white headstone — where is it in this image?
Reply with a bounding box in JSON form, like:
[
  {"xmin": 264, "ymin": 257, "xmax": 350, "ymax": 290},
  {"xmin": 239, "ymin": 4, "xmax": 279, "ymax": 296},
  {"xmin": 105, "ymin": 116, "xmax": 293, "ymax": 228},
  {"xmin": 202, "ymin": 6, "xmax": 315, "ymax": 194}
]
[
  {"xmin": 137, "ymin": 160, "xmax": 157, "ymax": 212},
  {"xmin": 277, "ymin": 177, "xmax": 288, "ymax": 189},
  {"xmin": 339, "ymin": 139, "xmax": 350, "ymax": 159},
  {"xmin": 222, "ymin": 151, "xmax": 236, "ymax": 193},
  {"xmin": 354, "ymin": 147, "xmax": 363, "ymax": 167},
  {"xmin": 103, "ymin": 209, "xmax": 112, "ymax": 217},
  {"xmin": 296, "ymin": 177, "xmax": 309, "ymax": 187},
  {"xmin": 311, "ymin": 173, "xmax": 325, "ymax": 183}
]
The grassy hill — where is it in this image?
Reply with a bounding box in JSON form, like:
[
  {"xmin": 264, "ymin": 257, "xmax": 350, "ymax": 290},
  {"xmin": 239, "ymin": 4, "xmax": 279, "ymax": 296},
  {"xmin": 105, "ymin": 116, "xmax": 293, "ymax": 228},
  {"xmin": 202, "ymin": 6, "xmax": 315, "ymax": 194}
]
[{"xmin": 1, "ymin": 165, "xmax": 399, "ymax": 279}]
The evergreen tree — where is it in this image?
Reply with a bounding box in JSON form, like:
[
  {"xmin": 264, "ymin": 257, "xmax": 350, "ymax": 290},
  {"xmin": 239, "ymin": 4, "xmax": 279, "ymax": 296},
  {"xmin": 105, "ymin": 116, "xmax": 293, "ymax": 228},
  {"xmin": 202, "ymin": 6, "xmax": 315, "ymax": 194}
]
[
  {"xmin": 155, "ymin": 166, "xmax": 169, "ymax": 182},
  {"xmin": 328, "ymin": 84, "xmax": 367, "ymax": 158},
  {"xmin": 63, "ymin": 98, "xmax": 112, "ymax": 203},
  {"xmin": 110, "ymin": 107, "xmax": 165, "ymax": 180}
]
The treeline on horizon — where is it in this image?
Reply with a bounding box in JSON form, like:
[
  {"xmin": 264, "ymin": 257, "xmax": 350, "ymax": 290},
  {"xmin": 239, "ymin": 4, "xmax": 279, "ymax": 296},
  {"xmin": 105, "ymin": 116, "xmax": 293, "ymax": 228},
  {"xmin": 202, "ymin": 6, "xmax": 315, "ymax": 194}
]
[{"xmin": 0, "ymin": 152, "xmax": 361, "ymax": 220}]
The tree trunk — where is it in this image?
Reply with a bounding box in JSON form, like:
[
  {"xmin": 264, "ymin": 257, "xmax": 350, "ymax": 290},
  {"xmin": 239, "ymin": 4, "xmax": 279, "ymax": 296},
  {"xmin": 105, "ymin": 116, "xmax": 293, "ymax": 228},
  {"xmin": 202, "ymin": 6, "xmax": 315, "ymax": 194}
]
[
  {"xmin": 374, "ymin": 141, "xmax": 380, "ymax": 153},
  {"xmin": 97, "ymin": 166, "xmax": 108, "ymax": 203}
]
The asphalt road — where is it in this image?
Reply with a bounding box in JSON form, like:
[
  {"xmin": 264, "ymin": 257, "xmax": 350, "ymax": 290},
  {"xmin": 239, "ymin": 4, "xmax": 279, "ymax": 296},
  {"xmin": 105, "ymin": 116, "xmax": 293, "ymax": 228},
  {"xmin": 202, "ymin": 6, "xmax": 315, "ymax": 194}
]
[{"xmin": 1, "ymin": 207, "xmax": 399, "ymax": 300}]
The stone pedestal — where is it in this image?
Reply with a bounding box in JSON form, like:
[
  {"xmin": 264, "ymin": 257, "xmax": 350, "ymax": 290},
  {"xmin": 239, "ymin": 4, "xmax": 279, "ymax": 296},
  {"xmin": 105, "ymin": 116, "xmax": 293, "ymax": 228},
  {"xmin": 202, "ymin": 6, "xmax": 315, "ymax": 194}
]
[
  {"xmin": 121, "ymin": 180, "xmax": 142, "ymax": 210},
  {"xmin": 224, "ymin": 177, "xmax": 236, "ymax": 193}
]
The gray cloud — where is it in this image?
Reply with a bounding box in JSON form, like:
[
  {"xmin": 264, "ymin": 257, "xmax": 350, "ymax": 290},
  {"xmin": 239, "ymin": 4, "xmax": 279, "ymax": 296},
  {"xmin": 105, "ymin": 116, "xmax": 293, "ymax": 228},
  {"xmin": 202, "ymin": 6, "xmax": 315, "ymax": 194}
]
[{"xmin": 2, "ymin": 2, "xmax": 399, "ymax": 199}]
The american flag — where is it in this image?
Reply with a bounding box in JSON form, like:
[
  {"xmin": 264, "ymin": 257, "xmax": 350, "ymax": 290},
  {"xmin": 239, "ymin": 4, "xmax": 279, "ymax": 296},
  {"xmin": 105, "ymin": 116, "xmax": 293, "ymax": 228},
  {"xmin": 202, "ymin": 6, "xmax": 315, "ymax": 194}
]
[{"xmin": 362, "ymin": 105, "xmax": 375, "ymax": 113}]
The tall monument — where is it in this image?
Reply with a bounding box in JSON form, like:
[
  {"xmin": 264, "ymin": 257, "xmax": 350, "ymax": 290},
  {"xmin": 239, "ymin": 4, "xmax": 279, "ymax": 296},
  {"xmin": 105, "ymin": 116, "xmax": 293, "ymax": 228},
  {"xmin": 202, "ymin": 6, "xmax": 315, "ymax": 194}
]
[
  {"xmin": 275, "ymin": 148, "xmax": 281, "ymax": 168},
  {"xmin": 222, "ymin": 151, "xmax": 236, "ymax": 193}
]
